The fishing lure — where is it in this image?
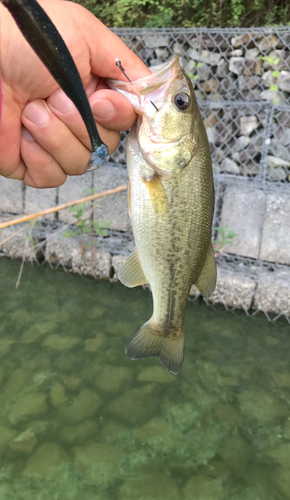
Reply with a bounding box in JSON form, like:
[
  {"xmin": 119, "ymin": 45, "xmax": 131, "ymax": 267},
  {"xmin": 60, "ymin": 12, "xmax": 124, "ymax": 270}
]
[{"xmin": 2, "ymin": 0, "xmax": 108, "ymax": 171}]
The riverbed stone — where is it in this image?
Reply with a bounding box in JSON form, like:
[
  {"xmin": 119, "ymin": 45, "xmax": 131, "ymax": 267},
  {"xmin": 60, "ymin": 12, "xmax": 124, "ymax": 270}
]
[
  {"xmin": 0, "ymin": 424, "xmax": 16, "ymax": 447},
  {"xmin": 85, "ymin": 333, "xmax": 106, "ymax": 352},
  {"xmin": 119, "ymin": 473, "xmax": 179, "ymax": 500},
  {"xmin": 259, "ymin": 193, "xmax": 290, "ymax": 265},
  {"xmin": 74, "ymin": 443, "xmax": 121, "ymax": 486},
  {"xmin": 106, "ymin": 389, "xmax": 157, "ymax": 425},
  {"xmin": 9, "ymin": 393, "xmax": 47, "ymax": 424},
  {"xmin": 137, "ymin": 366, "xmax": 175, "ymax": 383},
  {"xmin": 23, "ymin": 442, "xmax": 69, "ymax": 478},
  {"xmin": 134, "ymin": 417, "xmax": 182, "ymax": 453},
  {"xmin": 238, "ymin": 387, "xmax": 289, "ymax": 422},
  {"xmin": 60, "ymin": 419, "xmax": 98, "ymax": 445},
  {"xmin": 58, "ymin": 388, "xmax": 102, "ymax": 423},
  {"xmin": 9, "ymin": 428, "xmax": 37, "ymax": 453},
  {"xmin": 218, "ymin": 183, "xmax": 266, "ymax": 258},
  {"xmin": 254, "ymin": 269, "xmax": 290, "ymax": 315},
  {"xmin": 50, "ymin": 383, "xmax": 66, "ymax": 408},
  {"xmin": 183, "ymin": 475, "xmax": 225, "ymax": 500},
  {"xmin": 94, "ymin": 365, "xmax": 132, "ymax": 392},
  {"xmin": 43, "ymin": 335, "xmax": 81, "ymax": 350}
]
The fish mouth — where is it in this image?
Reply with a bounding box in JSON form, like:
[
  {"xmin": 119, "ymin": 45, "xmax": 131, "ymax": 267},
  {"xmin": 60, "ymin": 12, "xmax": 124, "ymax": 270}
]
[{"xmin": 106, "ymin": 55, "xmax": 182, "ymax": 113}]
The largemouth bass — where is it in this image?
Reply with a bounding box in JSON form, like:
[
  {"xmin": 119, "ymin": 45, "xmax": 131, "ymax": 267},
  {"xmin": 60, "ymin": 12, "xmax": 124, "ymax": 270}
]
[
  {"xmin": 2, "ymin": 0, "xmax": 108, "ymax": 170},
  {"xmin": 108, "ymin": 56, "xmax": 216, "ymax": 374}
]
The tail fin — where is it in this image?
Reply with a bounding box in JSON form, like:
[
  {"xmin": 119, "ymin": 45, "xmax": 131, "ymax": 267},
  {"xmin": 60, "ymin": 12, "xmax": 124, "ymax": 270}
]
[{"xmin": 125, "ymin": 320, "xmax": 184, "ymax": 375}]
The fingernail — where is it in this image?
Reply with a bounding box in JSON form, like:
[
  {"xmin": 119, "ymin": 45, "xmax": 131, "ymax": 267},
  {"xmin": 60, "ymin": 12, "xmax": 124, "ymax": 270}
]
[
  {"xmin": 23, "ymin": 102, "xmax": 48, "ymax": 125},
  {"xmin": 92, "ymin": 98, "xmax": 115, "ymax": 119},
  {"xmin": 49, "ymin": 89, "xmax": 74, "ymax": 113},
  {"xmin": 21, "ymin": 127, "xmax": 35, "ymax": 141}
]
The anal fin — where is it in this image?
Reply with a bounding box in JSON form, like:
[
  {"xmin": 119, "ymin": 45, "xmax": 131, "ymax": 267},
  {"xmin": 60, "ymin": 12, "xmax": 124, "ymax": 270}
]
[
  {"xmin": 119, "ymin": 248, "xmax": 148, "ymax": 288},
  {"xmin": 195, "ymin": 244, "xmax": 217, "ymax": 298}
]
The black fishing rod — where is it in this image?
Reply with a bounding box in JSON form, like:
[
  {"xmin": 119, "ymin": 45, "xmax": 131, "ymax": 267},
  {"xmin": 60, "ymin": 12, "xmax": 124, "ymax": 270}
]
[{"xmin": 2, "ymin": 0, "xmax": 109, "ymax": 171}]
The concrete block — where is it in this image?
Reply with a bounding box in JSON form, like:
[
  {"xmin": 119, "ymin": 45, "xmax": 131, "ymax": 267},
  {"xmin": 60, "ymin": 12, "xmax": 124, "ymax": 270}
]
[
  {"xmin": 218, "ymin": 183, "xmax": 266, "ymax": 259},
  {"xmin": 25, "ymin": 186, "xmax": 57, "ymax": 221},
  {"xmin": 190, "ymin": 266, "xmax": 256, "ymax": 310},
  {"xmin": 0, "ymin": 177, "xmax": 23, "ymax": 214},
  {"xmin": 58, "ymin": 173, "xmax": 93, "ymax": 223},
  {"xmin": 0, "ymin": 227, "xmax": 38, "ymax": 261},
  {"xmin": 254, "ymin": 269, "xmax": 290, "ymax": 315},
  {"xmin": 46, "ymin": 235, "xmax": 111, "ymax": 278},
  {"xmin": 93, "ymin": 165, "xmax": 131, "ymax": 232},
  {"xmin": 259, "ymin": 193, "xmax": 290, "ymax": 265}
]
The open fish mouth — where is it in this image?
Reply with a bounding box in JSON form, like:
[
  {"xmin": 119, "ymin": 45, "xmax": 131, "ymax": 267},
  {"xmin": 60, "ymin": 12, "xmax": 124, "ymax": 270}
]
[{"xmin": 106, "ymin": 55, "xmax": 182, "ymax": 114}]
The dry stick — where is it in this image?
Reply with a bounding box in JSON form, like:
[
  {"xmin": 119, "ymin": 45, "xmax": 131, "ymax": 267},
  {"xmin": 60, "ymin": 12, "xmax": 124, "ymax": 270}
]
[{"xmin": 0, "ymin": 185, "xmax": 127, "ymax": 230}]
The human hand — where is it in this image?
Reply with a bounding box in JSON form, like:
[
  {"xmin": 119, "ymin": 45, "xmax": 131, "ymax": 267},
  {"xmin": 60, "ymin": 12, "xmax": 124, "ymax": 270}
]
[{"xmin": 0, "ymin": 0, "xmax": 150, "ymax": 188}]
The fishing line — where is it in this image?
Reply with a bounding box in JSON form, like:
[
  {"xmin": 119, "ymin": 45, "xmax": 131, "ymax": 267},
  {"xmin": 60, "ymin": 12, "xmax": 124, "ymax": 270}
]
[
  {"xmin": 115, "ymin": 59, "xmax": 159, "ymax": 112},
  {"xmin": 2, "ymin": 0, "xmax": 109, "ymax": 171}
]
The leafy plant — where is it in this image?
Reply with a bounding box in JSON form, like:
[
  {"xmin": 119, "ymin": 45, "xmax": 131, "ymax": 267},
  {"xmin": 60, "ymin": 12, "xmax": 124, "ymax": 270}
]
[{"xmin": 212, "ymin": 225, "xmax": 238, "ymax": 252}]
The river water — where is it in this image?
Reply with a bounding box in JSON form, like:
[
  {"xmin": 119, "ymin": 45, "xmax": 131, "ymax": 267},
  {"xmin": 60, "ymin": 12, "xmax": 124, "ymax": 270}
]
[{"xmin": 0, "ymin": 257, "xmax": 290, "ymax": 500}]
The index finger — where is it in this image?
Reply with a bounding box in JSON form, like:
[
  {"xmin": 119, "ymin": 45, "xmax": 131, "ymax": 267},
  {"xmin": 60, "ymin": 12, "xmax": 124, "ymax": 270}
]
[{"xmin": 80, "ymin": 9, "xmax": 151, "ymax": 81}]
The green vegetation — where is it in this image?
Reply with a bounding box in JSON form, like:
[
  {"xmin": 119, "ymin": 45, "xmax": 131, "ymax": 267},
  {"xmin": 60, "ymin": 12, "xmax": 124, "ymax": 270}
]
[
  {"xmin": 213, "ymin": 225, "xmax": 238, "ymax": 252},
  {"xmin": 73, "ymin": 0, "xmax": 289, "ymax": 28}
]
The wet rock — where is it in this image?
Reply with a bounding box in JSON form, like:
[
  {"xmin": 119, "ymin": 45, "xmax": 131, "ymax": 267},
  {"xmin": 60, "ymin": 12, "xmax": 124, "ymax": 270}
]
[
  {"xmin": 238, "ymin": 387, "xmax": 289, "ymax": 422},
  {"xmin": 277, "ymin": 70, "xmax": 290, "ymax": 92},
  {"xmin": 23, "ymin": 442, "xmax": 69, "ymax": 478},
  {"xmin": 9, "ymin": 429, "xmax": 37, "ymax": 453},
  {"xmin": 214, "ymin": 404, "xmax": 243, "ymax": 430},
  {"xmin": 119, "ymin": 473, "xmax": 179, "ymax": 500},
  {"xmin": 74, "ymin": 443, "xmax": 121, "ymax": 487},
  {"xmin": 0, "ymin": 424, "xmax": 16, "ymax": 447},
  {"xmin": 106, "ymin": 389, "xmax": 157, "ymax": 425},
  {"xmin": 61, "ymin": 375, "xmax": 81, "ymax": 391},
  {"xmin": 0, "ymin": 339, "xmax": 14, "ymax": 357},
  {"xmin": 229, "ymin": 57, "xmax": 244, "ymax": 75},
  {"xmin": 221, "ymin": 158, "xmax": 240, "ymax": 174},
  {"xmin": 137, "ymin": 366, "xmax": 174, "ymax": 383},
  {"xmin": 58, "ymin": 388, "xmax": 102, "ymax": 423},
  {"xmin": 60, "ymin": 419, "xmax": 98, "ymax": 445},
  {"xmin": 134, "ymin": 417, "xmax": 182, "ymax": 452},
  {"xmin": 219, "ymin": 435, "xmax": 251, "ymax": 473},
  {"xmin": 256, "ymin": 35, "xmax": 279, "ymax": 51},
  {"xmin": 50, "ymin": 383, "xmax": 66, "ymax": 408},
  {"xmin": 9, "ymin": 393, "xmax": 47, "ymax": 424},
  {"xmin": 272, "ymin": 371, "xmax": 290, "ymax": 388},
  {"xmin": 85, "ymin": 334, "xmax": 106, "ymax": 352},
  {"xmin": 183, "ymin": 475, "xmax": 225, "ymax": 500},
  {"xmin": 240, "ymin": 116, "xmax": 258, "ymax": 135},
  {"xmin": 94, "ymin": 365, "xmax": 132, "ymax": 392},
  {"xmin": 43, "ymin": 335, "xmax": 81, "ymax": 350}
]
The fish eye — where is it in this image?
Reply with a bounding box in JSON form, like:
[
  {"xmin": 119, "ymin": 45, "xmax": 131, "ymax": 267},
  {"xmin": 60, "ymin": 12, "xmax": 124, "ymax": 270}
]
[{"xmin": 173, "ymin": 93, "xmax": 190, "ymax": 111}]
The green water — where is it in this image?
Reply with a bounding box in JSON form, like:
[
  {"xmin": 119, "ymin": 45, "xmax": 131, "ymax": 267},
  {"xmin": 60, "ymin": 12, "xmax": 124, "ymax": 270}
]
[{"xmin": 0, "ymin": 257, "xmax": 290, "ymax": 500}]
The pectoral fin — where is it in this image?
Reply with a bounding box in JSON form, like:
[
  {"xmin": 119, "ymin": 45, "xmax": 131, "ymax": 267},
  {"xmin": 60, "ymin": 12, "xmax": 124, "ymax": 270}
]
[
  {"xmin": 143, "ymin": 174, "xmax": 168, "ymax": 217},
  {"xmin": 195, "ymin": 245, "xmax": 217, "ymax": 298},
  {"xmin": 119, "ymin": 248, "xmax": 148, "ymax": 288}
]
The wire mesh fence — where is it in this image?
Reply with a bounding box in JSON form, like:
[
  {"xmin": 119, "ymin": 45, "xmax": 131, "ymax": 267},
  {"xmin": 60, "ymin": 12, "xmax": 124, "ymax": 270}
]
[{"xmin": 1, "ymin": 27, "xmax": 290, "ymax": 323}]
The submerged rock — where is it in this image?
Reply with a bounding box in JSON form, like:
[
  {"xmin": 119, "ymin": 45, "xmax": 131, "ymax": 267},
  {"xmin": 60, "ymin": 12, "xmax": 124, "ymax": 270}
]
[
  {"xmin": 0, "ymin": 424, "xmax": 16, "ymax": 447},
  {"xmin": 137, "ymin": 366, "xmax": 175, "ymax": 383},
  {"xmin": 50, "ymin": 383, "xmax": 66, "ymax": 408},
  {"xmin": 9, "ymin": 428, "xmax": 37, "ymax": 453},
  {"xmin": 23, "ymin": 442, "xmax": 69, "ymax": 478},
  {"xmin": 106, "ymin": 389, "xmax": 157, "ymax": 425},
  {"xmin": 183, "ymin": 475, "xmax": 225, "ymax": 500},
  {"xmin": 60, "ymin": 419, "xmax": 98, "ymax": 445},
  {"xmin": 9, "ymin": 393, "xmax": 47, "ymax": 424},
  {"xmin": 119, "ymin": 473, "xmax": 179, "ymax": 500},
  {"xmin": 74, "ymin": 443, "xmax": 121, "ymax": 487},
  {"xmin": 43, "ymin": 335, "xmax": 81, "ymax": 350},
  {"xmin": 58, "ymin": 388, "xmax": 102, "ymax": 423}
]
